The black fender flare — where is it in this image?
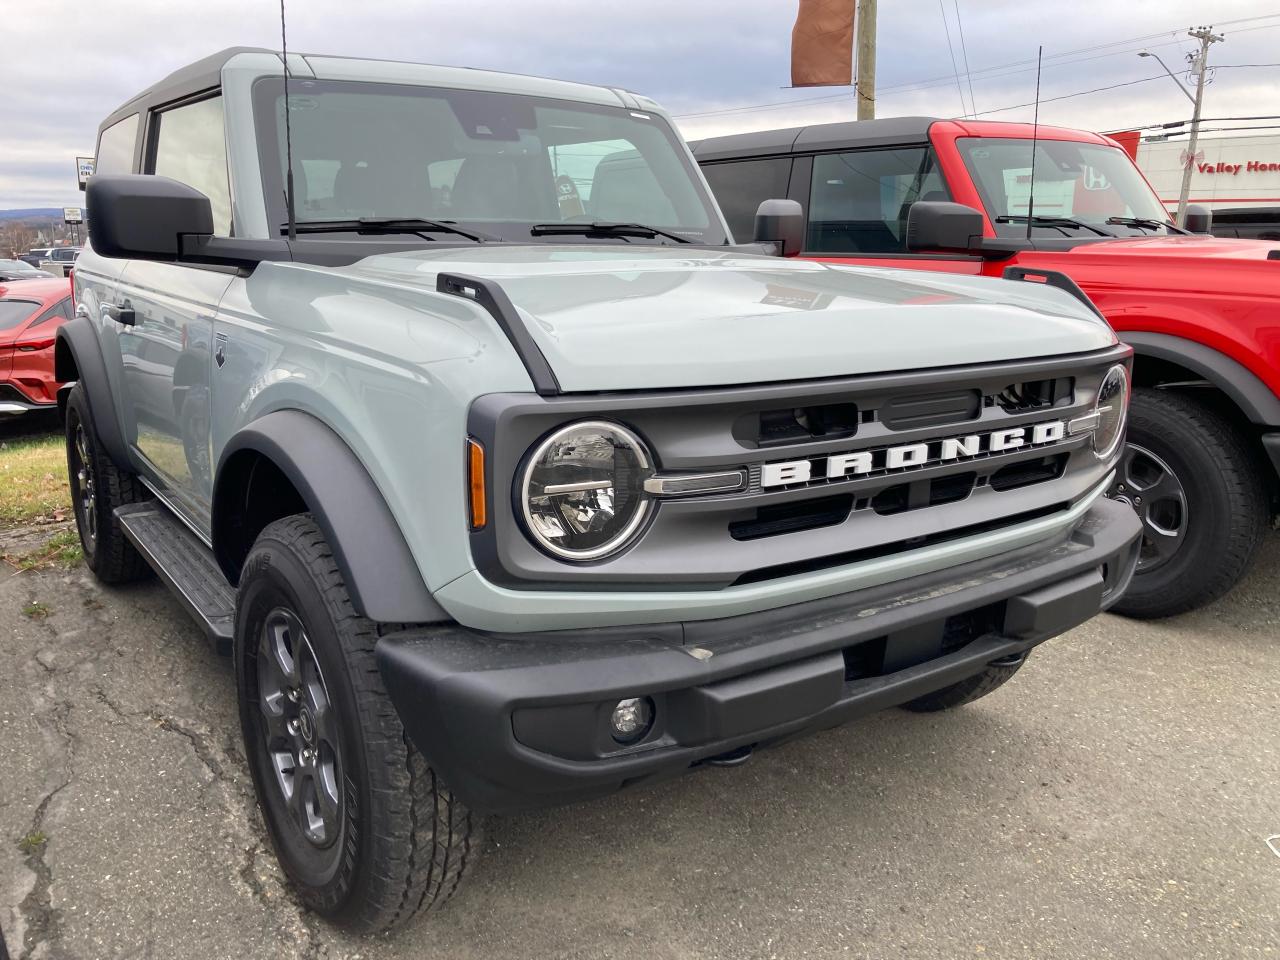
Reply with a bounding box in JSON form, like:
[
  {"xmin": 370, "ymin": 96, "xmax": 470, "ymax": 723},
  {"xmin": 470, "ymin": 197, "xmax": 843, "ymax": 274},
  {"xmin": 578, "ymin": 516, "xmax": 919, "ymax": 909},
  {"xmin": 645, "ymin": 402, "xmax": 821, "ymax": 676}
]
[
  {"xmin": 1122, "ymin": 331, "xmax": 1280, "ymax": 427},
  {"xmin": 54, "ymin": 315, "xmax": 132, "ymax": 467},
  {"xmin": 212, "ymin": 410, "xmax": 448, "ymax": 623}
]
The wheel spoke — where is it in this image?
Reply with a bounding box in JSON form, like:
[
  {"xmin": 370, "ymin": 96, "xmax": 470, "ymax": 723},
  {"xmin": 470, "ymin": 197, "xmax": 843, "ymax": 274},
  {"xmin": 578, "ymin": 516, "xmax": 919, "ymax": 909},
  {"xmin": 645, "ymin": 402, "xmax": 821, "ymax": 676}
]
[
  {"xmin": 255, "ymin": 605, "xmax": 343, "ymax": 849},
  {"xmin": 314, "ymin": 755, "xmax": 342, "ymax": 832},
  {"xmin": 263, "ymin": 610, "xmax": 303, "ymax": 687},
  {"xmin": 258, "ymin": 691, "xmax": 291, "ymax": 744},
  {"xmin": 1142, "ymin": 518, "xmax": 1182, "ymax": 562},
  {"xmin": 1118, "ymin": 442, "xmax": 1191, "ymax": 574}
]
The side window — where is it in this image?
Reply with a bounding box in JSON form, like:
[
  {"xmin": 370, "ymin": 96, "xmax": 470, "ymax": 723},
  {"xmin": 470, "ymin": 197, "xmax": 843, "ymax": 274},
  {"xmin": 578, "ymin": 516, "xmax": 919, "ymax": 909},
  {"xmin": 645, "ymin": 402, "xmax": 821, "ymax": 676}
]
[
  {"xmin": 96, "ymin": 114, "xmax": 139, "ymax": 175},
  {"xmin": 807, "ymin": 147, "xmax": 950, "ymax": 254},
  {"xmin": 700, "ymin": 158, "xmax": 793, "ymax": 242},
  {"xmin": 151, "ymin": 96, "xmax": 232, "ymax": 235}
]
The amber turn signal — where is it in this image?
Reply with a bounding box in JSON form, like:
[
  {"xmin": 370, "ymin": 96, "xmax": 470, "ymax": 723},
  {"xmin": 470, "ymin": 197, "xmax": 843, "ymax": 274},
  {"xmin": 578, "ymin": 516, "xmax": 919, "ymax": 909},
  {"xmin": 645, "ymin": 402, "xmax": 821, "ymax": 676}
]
[{"xmin": 467, "ymin": 438, "xmax": 487, "ymax": 530}]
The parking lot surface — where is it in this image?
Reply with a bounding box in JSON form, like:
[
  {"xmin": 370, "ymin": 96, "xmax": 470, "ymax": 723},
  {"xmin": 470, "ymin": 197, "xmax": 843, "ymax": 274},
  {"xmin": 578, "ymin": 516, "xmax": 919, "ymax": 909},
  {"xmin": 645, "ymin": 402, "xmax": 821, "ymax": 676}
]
[{"xmin": 1, "ymin": 528, "xmax": 1276, "ymax": 960}]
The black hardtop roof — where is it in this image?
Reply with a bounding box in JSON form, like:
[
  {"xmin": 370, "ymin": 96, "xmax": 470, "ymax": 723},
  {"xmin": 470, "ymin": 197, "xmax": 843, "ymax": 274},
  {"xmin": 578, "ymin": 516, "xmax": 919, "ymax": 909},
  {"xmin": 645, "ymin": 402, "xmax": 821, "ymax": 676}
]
[
  {"xmin": 689, "ymin": 116, "xmax": 938, "ymax": 162},
  {"xmin": 99, "ymin": 46, "xmax": 274, "ymax": 132}
]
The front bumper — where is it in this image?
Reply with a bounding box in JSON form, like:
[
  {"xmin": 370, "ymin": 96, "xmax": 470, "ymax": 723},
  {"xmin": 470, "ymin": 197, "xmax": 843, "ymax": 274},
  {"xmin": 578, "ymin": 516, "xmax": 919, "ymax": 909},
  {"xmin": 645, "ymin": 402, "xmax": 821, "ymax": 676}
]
[{"xmin": 377, "ymin": 496, "xmax": 1141, "ymax": 814}]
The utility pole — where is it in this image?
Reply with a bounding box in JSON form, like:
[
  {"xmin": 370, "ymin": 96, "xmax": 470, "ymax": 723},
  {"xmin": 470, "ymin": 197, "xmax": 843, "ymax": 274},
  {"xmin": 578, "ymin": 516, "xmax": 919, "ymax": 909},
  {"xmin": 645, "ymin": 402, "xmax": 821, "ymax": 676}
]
[
  {"xmin": 1175, "ymin": 25, "xmax": 1224, "ymax": 227},
  {"xmin": 855, "ymin": 0, "xmax": 877, "ymax": 120}
]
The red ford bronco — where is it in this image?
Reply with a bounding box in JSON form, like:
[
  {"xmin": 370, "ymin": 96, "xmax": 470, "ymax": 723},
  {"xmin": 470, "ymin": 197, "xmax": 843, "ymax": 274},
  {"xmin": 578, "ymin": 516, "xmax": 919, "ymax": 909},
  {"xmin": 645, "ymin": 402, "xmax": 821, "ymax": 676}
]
[{"xmin": 694, "ymin": 117, "xmax": 1280, "ymax": 617}]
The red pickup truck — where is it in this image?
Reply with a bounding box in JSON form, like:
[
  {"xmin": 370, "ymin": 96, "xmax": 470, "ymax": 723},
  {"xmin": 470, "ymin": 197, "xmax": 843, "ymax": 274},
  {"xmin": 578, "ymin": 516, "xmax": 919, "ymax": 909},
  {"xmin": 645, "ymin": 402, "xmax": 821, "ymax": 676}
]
[{"xmin": 693, "ymin": 117, "xmax": 1280, "ymax": 618}]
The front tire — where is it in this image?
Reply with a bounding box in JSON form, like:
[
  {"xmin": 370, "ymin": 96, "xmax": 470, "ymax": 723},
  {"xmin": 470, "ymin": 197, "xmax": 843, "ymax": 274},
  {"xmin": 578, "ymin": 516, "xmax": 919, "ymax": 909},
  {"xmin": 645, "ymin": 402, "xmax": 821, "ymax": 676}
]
[
  {"xmin": 1108, "ymin": 388, "xmax": 1267, "ymax": 619},
  {"xmin": 235, "ymin": 515, "xmax": 479, "ymax": 934},
  {"xmin": 64, "ymin": 384, "xmax": 151, "ymax": 583}
]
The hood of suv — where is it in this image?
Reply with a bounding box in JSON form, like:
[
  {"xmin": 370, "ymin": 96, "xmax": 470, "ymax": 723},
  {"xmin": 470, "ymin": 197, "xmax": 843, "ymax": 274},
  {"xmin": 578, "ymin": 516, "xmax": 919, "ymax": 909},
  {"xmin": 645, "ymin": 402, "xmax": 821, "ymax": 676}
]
[
  {"xmin": 1066, "ymin": 234, "xmax": 1280, "ymax": 263},
  {"xmin": 337, "ymin": 246, "xmax": 1115, "ymax": 391}
]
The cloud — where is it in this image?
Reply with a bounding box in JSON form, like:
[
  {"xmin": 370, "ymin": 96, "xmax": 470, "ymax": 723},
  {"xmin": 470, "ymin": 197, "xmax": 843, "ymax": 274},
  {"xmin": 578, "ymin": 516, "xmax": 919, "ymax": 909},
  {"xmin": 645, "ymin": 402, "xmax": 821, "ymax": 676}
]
[{"xmin": 2, "ymin": 0, "xmax": 1277, "ymax": 207}]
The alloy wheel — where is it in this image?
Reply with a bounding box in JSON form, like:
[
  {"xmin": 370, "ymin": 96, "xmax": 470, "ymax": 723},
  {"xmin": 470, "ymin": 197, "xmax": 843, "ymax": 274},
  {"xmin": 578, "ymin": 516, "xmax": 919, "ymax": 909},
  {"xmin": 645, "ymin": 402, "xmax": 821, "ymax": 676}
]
[
  {"xmin": 1109, "ymin": 442, "xmax": 1189, "ymax": 573},
  {"xmin": 257, "ymin": 607, "xmax": 343, "ymax": 848},
  {"xmin": 73, "ymin": 423, "xmax": 97, "ymax": 547}
]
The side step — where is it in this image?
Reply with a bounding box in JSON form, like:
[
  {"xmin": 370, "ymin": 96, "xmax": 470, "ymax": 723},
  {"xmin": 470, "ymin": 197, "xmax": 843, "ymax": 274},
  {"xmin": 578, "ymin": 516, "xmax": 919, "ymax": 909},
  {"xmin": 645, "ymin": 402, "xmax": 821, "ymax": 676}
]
[{"xmin": 116, "ymin": 503, "xmax": 234, "ymax": 655}]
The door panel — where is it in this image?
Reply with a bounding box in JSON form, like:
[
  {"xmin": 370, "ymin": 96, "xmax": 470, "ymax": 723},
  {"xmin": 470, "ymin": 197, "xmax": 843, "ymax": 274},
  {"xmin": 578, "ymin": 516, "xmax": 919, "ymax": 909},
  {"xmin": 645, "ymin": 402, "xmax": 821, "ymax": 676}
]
[{"xmin": 115, "ymin": 261, "xmax": 232, "ymax": 528}]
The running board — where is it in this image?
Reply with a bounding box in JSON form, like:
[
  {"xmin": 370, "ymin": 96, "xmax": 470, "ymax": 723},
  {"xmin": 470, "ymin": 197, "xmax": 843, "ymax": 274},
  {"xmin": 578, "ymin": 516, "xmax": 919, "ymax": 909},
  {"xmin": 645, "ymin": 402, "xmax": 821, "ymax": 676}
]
[{"xmin": 115, "ymin": 503, "xmax": 234, "ymax": 655}]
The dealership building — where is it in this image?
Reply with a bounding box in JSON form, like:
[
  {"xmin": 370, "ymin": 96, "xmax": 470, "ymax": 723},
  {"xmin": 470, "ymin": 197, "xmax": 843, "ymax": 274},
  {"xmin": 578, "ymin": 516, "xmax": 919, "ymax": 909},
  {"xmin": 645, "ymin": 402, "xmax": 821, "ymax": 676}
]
[{"xmin": 1113, "ymin": 128, "xmax": 1280, "ymax": 236}]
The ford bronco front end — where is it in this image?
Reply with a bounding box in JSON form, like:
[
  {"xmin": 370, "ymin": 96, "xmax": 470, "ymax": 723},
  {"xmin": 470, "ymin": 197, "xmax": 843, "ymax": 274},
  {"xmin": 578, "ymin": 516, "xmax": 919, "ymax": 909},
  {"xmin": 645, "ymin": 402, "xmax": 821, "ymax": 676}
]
[{"xmin": 62, "ymin": 48, "xmax": 1140, "ymax": 934}]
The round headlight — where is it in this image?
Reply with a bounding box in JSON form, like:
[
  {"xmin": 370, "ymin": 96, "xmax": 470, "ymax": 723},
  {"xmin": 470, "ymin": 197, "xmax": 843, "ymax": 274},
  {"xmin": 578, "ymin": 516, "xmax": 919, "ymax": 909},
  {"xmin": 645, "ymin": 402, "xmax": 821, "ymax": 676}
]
[
  {"xmin": 520, "ymin": 421, "xmax": 653, "ymax": 561},
  {"xmin": 1093, "ymin": 364, "xmax": 1129, "ymax": 459}
]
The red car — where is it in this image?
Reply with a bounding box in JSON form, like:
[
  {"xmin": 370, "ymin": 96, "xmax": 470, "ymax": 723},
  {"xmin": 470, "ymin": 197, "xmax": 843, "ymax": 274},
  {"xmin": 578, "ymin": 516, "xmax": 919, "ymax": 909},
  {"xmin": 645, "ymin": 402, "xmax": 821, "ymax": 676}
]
[
  {"xmin": 0, "ymin": 278, "xmax": 74, "ymax": 415},
  {"xmin": 694, "ymin": 118, "xmax": 1280, "ymax": 617}
]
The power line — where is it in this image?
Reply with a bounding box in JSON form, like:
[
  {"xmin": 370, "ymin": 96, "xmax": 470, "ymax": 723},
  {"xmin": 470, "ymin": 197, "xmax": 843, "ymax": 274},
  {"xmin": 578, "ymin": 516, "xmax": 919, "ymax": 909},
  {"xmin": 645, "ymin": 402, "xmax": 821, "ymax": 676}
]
[
  {"xmin": 964, "ymin": 75, "xmax": 1166, "ymax": 118},
  {"xmin": 673, "ymin": 13, "xmax": 1280, "ymax": 121},
  {"xmin": 937, "ymin": 0, "xmax": 969, "ymax": 117},
  {"xmin": 953, "ymin": 0, "xmax": 979, "ymax": 116}
]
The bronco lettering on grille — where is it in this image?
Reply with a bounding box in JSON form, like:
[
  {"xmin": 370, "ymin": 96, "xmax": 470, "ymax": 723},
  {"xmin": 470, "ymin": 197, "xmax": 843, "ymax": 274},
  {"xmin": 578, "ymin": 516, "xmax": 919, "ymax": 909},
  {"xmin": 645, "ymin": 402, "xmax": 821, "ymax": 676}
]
[{"xmin": 760, "ymin": 420, "xmax": 1068, "ymax": 488}]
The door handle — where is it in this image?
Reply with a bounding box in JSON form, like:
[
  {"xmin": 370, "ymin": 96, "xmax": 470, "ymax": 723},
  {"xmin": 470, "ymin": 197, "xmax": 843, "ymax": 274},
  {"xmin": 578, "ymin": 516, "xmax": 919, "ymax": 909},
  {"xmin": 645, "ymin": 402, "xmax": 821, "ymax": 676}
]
[{"xmin": 103, "ymin": 301, "xmax": 136, "ymax": 326}]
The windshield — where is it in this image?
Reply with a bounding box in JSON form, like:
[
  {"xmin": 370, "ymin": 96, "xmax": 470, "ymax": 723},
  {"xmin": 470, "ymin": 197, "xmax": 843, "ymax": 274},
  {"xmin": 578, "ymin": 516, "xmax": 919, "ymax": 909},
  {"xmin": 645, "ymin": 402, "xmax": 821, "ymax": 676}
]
[
  {"xmin": 253, "ymin": 78, "xmax": 726, "ymax": 245},
  {"xmin": 958, "ymin": 138, "xmax": 1175, "ymax": 237},
  {"xmin": 0, "ymin": 300, "xmax": 38, "ymax": 330}
]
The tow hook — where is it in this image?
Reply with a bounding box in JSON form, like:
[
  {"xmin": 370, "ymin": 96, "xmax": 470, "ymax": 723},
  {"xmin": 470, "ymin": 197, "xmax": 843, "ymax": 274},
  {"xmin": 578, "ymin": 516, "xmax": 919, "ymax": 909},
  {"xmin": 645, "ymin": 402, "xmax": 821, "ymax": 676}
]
[
  {"xmin": 704, "ymin": 744, "xmax": 754, "ymax": 767},
  {"xmin": 988, "ymin": 652, "xmax": 1027, "ymax": 668}
]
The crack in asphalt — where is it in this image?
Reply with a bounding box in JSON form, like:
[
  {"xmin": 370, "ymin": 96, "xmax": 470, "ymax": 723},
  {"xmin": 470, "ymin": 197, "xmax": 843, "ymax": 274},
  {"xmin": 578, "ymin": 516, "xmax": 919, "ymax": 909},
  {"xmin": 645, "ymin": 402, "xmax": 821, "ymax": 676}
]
[
  {"xmin": 8, "ymin": 567, "xmax": 327, "ymax": 958},
  {"xmin": 16, "ymin": 697, "xmax": 74, "ymax": 960}
]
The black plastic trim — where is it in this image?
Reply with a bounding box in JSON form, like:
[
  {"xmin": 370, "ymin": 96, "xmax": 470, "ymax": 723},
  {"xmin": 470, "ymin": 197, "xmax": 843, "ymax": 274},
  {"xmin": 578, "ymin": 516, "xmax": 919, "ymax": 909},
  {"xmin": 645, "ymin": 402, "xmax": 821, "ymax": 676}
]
[
  {"xmin": 53, "ymin": 316, "xmax": 131, "ymax": 468},
  {"xmin": 212, "ymin": 410, "xmax": 448, "ymax": 623},
  {"xmin": 1001, "ymin": 265, "xmax": 1106, "ymax": 320},
  {"xmin": 1262, "ymin": 433, "xmax": 1280, "ymax": 480},
  {"xmin": 437, "ymin": 272, "xmax": 560, "ymax": 396},
  {"xmin": 377, "ymin": 496, "xmax": 1141, "ymax": 813},
  {"xmin": 1122, "ymin": 331, "xmax": 1280, "ymax": 427}
]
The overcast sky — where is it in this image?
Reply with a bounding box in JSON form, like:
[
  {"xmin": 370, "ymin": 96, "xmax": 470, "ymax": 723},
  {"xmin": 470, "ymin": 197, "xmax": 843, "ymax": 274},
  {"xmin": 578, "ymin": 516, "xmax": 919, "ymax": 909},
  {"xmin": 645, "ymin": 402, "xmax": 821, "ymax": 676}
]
[{"xmin": 3, "ymin": 0, "xmax": 1278, "ymax": 209}]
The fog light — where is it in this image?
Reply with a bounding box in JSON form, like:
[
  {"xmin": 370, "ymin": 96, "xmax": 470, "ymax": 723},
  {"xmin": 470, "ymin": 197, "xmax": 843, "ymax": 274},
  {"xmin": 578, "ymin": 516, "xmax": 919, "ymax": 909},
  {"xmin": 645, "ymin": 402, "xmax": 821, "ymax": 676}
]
[{"xmin": 610, "ymin": 697, "xmax": 653, "ymax": 744}]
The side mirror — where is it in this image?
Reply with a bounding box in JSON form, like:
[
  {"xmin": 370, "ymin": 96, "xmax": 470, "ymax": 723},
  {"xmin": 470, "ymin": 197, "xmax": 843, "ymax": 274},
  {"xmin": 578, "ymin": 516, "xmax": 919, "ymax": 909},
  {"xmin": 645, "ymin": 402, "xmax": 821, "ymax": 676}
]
[
  {"xmin": 906, "ymin": 201, "xmax": 985, "ymax": 253},
  {"xmin": 753, "ymin": 198, "xmax": 804, "ymax": 257},
  {"xmin": 87, "ymin": 174, "xmax": 213, "ymax": 261},
  {"xmin": 1183, "ymin": 204, "xmax": 1213, "ymax": 234}
]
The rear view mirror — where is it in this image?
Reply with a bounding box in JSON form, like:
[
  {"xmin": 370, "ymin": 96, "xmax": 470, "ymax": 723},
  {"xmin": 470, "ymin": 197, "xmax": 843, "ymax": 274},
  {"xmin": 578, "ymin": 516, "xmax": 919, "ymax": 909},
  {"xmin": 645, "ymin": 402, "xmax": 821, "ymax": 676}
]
[
  {"xmin": 1183, "ymin": 204, "xmax": 1213, "ymax": 234},
  {"xmin": 753, "ymin": 198, "xmax": 804, "ymax": 257},
  {"xmin": 87, "ymin": 174, "xmax": 214, "ymax": 261},
  {"xmin": 905, "ymin": 201, "xmax": 984, "ymax": 254}
]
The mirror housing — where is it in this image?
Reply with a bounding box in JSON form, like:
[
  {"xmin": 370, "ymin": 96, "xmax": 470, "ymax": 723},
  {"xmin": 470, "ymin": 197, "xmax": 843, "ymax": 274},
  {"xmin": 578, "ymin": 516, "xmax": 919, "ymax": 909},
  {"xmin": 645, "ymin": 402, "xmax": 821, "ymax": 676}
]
[
  {"xmin": 753, "ymin": 198, "xmax": 804, "ymax": 257},
  {"xmin": 906, "ymin": 201, "xmax": 985, "ymax": 254},
  {"xmin": 1183, "ymin": 204, "xmax": 1213, "ymax": 234},
  {"xmin": 87, "ymin": 174, "xmax": 214, "ymax": 261}
]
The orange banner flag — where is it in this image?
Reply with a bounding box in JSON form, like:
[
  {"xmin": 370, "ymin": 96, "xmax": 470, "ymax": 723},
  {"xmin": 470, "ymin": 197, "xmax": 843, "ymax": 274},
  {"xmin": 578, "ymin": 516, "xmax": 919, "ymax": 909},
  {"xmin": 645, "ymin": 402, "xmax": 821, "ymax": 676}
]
[{"xmin": 791, "ymin": 0, "xmax": 857, "ymax": 87}]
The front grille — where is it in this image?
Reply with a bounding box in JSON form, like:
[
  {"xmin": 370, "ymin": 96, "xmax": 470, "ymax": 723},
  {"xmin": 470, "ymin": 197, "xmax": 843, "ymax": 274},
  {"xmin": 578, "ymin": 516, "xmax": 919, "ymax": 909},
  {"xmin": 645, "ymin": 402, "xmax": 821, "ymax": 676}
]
[{"xmin": 468, "ymin": 345, "xmax": 1128, "ymax": 589}]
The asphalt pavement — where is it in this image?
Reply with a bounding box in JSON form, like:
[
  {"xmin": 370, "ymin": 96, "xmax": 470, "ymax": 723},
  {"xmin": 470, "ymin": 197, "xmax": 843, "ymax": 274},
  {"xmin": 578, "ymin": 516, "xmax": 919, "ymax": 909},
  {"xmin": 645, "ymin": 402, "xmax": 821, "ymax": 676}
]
[{"xmin": 1, "ymin": 527, "xmax": 1276, "ymax": 960}]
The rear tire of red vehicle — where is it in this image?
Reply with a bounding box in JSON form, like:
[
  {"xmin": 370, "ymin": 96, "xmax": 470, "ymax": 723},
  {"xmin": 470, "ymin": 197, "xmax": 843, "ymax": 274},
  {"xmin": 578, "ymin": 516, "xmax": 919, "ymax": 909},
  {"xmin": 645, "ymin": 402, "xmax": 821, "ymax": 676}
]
[
  {"xmin": 235, "ymin": 514, "xmax": 480, "ymax": 934},
  {"xmin": 899, "ymin": 655, "xmax": 1026, "ymax": 712},
  {"xmin": 1108, "ymin": 388, "xmax": 1268, "ymax": 619},
  {"xmin": 64, "ymin": 384, "xmax": 151, "ymax": 584}
]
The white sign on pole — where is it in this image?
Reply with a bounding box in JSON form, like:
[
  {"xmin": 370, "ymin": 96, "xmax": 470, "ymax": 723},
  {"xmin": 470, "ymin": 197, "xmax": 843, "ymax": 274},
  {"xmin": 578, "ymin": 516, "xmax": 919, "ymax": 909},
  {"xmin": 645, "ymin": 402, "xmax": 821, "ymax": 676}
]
[
  {"xmin": 76, "ymin": 157, "xmax": 95, "ymax": 185},
  {"xmin": 63, "ymin": 207, "xmax": 83, "ymax": 224}
]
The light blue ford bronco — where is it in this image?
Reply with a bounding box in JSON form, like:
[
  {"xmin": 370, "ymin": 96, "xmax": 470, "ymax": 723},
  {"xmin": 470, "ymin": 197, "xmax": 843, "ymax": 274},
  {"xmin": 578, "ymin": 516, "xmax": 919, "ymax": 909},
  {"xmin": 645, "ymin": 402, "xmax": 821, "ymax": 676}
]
[{"xmin": 61, "ymin": 48, "xmax": 1141, "ymax": 933}]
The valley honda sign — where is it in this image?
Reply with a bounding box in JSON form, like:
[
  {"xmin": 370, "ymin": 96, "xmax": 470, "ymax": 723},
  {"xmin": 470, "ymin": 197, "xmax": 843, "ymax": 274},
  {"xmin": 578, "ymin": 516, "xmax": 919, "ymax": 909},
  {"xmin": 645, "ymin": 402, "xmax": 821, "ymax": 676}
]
[
  {"xmin": 1115, "ymin": 130, "xmax": 1280, "ymax": 212},
  {"xmin": 1194, "ymin": 160, "xmax": 1280, "ymax": 175}
]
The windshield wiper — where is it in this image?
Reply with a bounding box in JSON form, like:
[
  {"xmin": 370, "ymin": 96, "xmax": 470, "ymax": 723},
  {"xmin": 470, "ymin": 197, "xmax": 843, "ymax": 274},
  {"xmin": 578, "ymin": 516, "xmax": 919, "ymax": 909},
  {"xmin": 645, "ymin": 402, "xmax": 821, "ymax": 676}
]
[
  {"xmin": 284, "ymin": 217, "xmax": 498, "ymax": 242},
  {"xmin": 1106, "ymin": 216, "xmax": 1189, "ymax": 235},
  {"xmin": 996, "ymin": 215, "xmax": 1116, "ymax": 238},
  {"xmin": 529, "ymin": 221, "xmax": 691, "ymax": 244}
]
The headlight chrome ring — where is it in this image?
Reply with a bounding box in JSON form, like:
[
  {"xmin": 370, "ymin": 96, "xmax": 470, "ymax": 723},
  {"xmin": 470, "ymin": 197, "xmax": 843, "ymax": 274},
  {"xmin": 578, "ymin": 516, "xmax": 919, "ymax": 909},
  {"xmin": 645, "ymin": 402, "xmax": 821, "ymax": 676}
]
[
  {"xmin": 519, "ymin": 420, "xmax": 654, "ymax": 561},
  {"xmin": 1092, "ymin": 364, "xmax": 1130, "ymax": 460}
]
